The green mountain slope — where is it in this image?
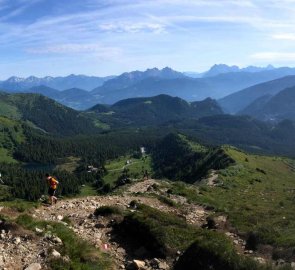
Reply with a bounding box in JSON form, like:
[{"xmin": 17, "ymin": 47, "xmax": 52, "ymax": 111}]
[
  {"xmin": 152, "ymin": 133, "xmax": 234, "ymax": 183},
  {"xmin": 173, "ymin": 114, "xmax": 295, "ymax": 157},
  {"xmin": 0, "ymin": 92, "xmax": 101, "ymax": 136},
  {"xmin": 219, "ymin": 75, "xmax": 295, "ymax": 113},
  {"xmin": 23, "ymin": 86, "xmax": 97, "ymax": 110},
  {"xmin": 148, "ymin": 134, "xmax": 295, "ymax": 260},
  {"xmin": 199, "ymin": 146, "xmax": 295, "ymax": 251},
  {"xmin": 88, "ymin": 94, "xmax": 223, "ymax": 126},
  {"xmin": 0, "ymin": 116, "xmax": 25, "ymax": 162},
  {"xmin": 239, "ymin": 86, "xmax": 295, "ymax": 121}
]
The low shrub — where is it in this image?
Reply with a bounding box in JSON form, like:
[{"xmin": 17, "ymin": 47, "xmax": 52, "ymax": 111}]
[
  {"xmin": 157, "ymin": 195, "xmax": 176, "ymax": 207},
  {"xmin": 94, "ymin": 206, "xmax": 123, "ymax": 217},
  {"xmin": 174, "ymin": 235, "xmax": 264, "ymax": 270},
  {"xmin": 115, "ymin": 203, "xmax": 261, "ymax": 270}
]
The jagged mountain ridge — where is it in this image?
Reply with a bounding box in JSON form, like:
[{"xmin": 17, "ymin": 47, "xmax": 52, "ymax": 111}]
[
  {"xmin": 203, "ymin": 64, "xmax": 275, "ymax": 77},
  {"xmin": 0, "ymin": 74, "xmax": 115, "ymax": 91},
  {"xmin": 3, "ymin": 65, "xmax": 295, "ymax": 111},
  {"xmin": 92, "ymin": 67, "xmax": 295, "ymax": 104}
]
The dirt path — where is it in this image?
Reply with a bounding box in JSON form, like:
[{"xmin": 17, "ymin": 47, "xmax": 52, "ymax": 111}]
[
  {"xmin": 206, "ymin": 170, "xmax": 219, "ymax": 186},
  {"xmin": 1, "ymin": 179, "xmax": 268, "ymax": 269},
  {"xmin": 0, "ymin": 208, "xmax": 52, "ymax": 270},
  {"xmin": 32, "ymin": 179, "xmax": 209, "ymax": 269}
]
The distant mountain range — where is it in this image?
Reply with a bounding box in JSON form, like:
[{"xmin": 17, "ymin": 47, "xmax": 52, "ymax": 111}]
[
  {"xmin": 2, "ymin": 65, "xmax": 295, "ymax": 112},
  {"xmin": 184, "ymin": 64, "xmax": 275, "ymax": 78},
  {"xmin": 202, "ymin": 64, "xmax": 275, "ymax": 77},
  {"xmin": 0, "ymin": 74, "xmax": 114, "ymax": 91},
  {"xmin": 91, "ymin": 66, "xmax": 295, "ymax": 104}
]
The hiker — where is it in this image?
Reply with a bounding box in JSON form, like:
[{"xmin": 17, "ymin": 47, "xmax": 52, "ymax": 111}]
[
  {"xmin": 0, "ymin": 172, "xmax": 3, "ymax": 184},
  {"xmin": 143, "ymin": 170, "xmax": 149, "ymax": 180},
  {"xmin": 45, "ymin": 173, "xmax": 59, "ymax": 205}
]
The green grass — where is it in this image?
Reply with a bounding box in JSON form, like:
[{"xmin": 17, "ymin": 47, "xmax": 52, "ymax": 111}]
[
  {"xmin": 0, "ymin": 199, "xmax": 40, "ymax": 212},
  {"xmin": 168, "ymin": 181, "xmax": 200, "ymax": 204},
  {"xmin": 103, "ymin": 155, "xmax": 153, "ymax": 186},
  {"xmin": 16, "ymin": 214, "xmax": 113, "ymax": 270},
  {"xmin": 55, "ymin": 157, "xmax": 80, "ymax": 173},
  {"xmin": 78, "ymin": 184, "xmax": 98, "ymax": 197},
  {"xmin": 170, "ymin": 146, "xmax": 295, "ymax": 249},
  {"xmin": 0, "ymin": 101, "xmax": 21, "ymax": 119},
  {"xmin": 178, "ymin": 134, "xmax": 208, "ymax": 153},
  {"xmin": 94, "ymin": 205, "xmax": 123, "ymax": 216},
  {"xmin": 0, "ymin": 116, "xmax": 25, "ymax": 163},
  {"xmin": 156, "ymin": 194, "xmax": 177, "ymax": 207},
  {"xmin": 120, "ymin": 204, "xmax": 261, "ymax": 269},
  {"xmin": 0, "ymin": 148, "xmax": 17, "ymax": 163},
  {"xmin": 175, "ymin": 234, "xmax": 267, "ymax": 270},
  {"xmin": 93, "ymin": 119, "xmax": 110, "ymax": 130}
]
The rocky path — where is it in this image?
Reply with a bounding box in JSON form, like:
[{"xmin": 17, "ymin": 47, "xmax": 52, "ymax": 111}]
[
  {"xmin": 206, "ymin": 170, "xmax": 219, "ymax": 186},
  {"xmin": 0, "ymin": 229, "xmax": 48, "ymax": 270},
  {"xmin": 0, "ymin": 216, "xmax": 64, "ymax": 270},
  {"xmin": 31, "ymin": 179, "xmax": 209, "ymax": 269},
  {"xmin": 0, "ymin": 178, "xmax": 270, "ymax": 270}
]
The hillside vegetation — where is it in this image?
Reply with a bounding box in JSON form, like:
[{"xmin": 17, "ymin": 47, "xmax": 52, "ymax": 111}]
[
  {"xmin": 168, "ymin": 146, "xmax": 295, "ymax": 260},
  {"xmin": 0, "ymin": 116, "xmax": 24, "ymax": 162},
  {"xmin": 239, "ymin": 86, "xmax": 295, "ymax": 122},
  {"xmin": 219, "ymin": 75, "xmax": 295, "ymax": 113},
  {"xmin": 88, "ymin": 94, "xmax": 223, "ymax": 127},
  {"xmin": 0, "ymin": 92, "xmax": 102, "ymax": 136},
  {"xmin": 152, "ymin": 133, "xmax": 234, "ymax": 183}
]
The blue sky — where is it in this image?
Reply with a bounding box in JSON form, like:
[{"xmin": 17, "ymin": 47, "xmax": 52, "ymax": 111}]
[{"xmin": 0, "ymin": 0, "xmax": 295, "ymax": 78}]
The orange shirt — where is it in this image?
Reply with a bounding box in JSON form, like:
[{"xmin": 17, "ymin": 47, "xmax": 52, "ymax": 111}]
[{"xmin": 47, "ymin": 176, "xmax": 58, "ymax": 190}]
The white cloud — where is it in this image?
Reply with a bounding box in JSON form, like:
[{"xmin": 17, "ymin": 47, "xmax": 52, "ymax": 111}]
[
  {"xmin": 272, "ymin": 33, "xmax": 295, "ymax": 40},
  {"xmin": 251, "ymin": 52, "xmax": 295, "ymax": 61},
  {"xmin": 26, "ymin": 43, "xmax": 122, "ymax": 59},
  {"xmin": 99, "ymin": 22, "xmax": 166, "ymax": 33}
]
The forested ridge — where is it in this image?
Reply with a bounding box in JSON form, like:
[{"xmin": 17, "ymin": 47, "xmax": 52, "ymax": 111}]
[
  {"xmin": 152, "ymin": 133, "xmax": 234, "ymax": 183},
  {"xmin": 14, "ymin": 127, "xmax": 160, "ymax": 164},
  {"xmin": 0, "ymin": 92, "xmax": 103, "ymax": 136},
  {"xmin": 0, "ymin": 164, "xmax": 82, "ymax": 201},
  {"xmin": 1, "ymin": 92, "xmax": 295, "ymax": 202},
  {"xmin": 0, "ymin": 125, "xmax": 162, "ymax": 201}
]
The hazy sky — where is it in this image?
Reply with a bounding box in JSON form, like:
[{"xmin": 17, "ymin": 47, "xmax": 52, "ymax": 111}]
[{"xmin": 0, "ymin": 0, "xmax": 295, "ymax": 78}]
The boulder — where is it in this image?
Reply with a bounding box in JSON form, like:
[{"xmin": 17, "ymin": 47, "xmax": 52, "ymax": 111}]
[
  {"xmin": 51, "ymin": 249, "xmax": 61, "ymax": 258},
  {"xmin": 150, "ymin": 258, "xmax": 169, "ymax": 270},
  {"xmin": 158, "ymin": 261, "xmax": 169, "ymax": 270},
  {"xmin": 24, "ymin": 263, "xmax": 42, "ymax": 270},
  {"xmin": 13, "ymin": 237, "xmax": 21, "ymax": 244},
  {"xmin": 35, "ymin": 227, "xmax": 43, "ymax": 233},
  {"xmin": 57, "ymin": 215, "xmax": 63, "ymax": 221},
  {"xmin": 52, "ymin": 236, "xmax": 62, "ymax": 244},
  {"xmin": 133, "ymin": 260, "xmax": 146, "ymax": 269}
]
